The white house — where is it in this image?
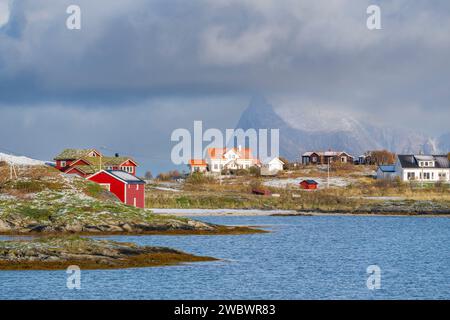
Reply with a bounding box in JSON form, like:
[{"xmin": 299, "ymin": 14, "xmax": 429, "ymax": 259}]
[
  {"xmin": 393, "ymin": 154, "xmax": 450, "ymax": 182},
  {"xmin": 188, "ymin": 146, "xmax": 260, "ymax": 174},
  {"xmin": 188, "ymin": 159, "xmax": 208, "ymax": 173},
  {"xmin": 261, "ymin": 157, "xmax": 285, "ymax": 176}
]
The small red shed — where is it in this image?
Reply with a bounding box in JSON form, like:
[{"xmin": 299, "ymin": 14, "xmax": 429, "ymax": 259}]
[
  {"xmin": 252, "ymin": 188, "xmax": 272, "ymax": 196},
  {"xmin": 300, "ymin": 179, "xmax": 318, "ymax": 190},
  {"xmin": 87, "ymin": 170, "xmax": 146, "ymax": 208}
]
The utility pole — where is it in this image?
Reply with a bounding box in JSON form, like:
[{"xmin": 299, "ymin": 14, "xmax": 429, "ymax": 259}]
[
  {"xmin": 327, "ymin": 157, "xmax": 330, "ymax": 189},
  {"xmin": 9, "ymin": 161, "xmax": 17, "ymax": 180}
]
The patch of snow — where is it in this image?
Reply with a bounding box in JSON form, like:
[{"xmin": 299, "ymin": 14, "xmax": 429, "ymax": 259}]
[
  {"xmin": 0, "ymin": 152, "xmax": 46, "ymax": 166},
  {"xmin": 263, "ymin": 177, "xmax": 353, "ymax": 189},
  {"xmin": 275, "ymin": 104, "xmax": 362, "ymax": 133},
  {"xmin": 0, "ymin": 194, "xmax": 16, "ymax": 201},
  {"xmin": 151, "ymin": 186, "xmax": 181, "ymax": 192}
]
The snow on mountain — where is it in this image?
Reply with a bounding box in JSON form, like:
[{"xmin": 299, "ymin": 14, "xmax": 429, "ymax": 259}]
[
  {"xmin": 0, "ymin": 152, "xmax": 46, "ymax": 166},
  {"xmin": 236, "ymin": 96, "xmax": 440, "ymax": 160}
]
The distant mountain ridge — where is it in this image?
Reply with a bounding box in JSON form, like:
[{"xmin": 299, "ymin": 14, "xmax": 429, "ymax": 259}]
[{"xmin": 236, "ymin": 96, "xmax": 446, "ymax": 160}]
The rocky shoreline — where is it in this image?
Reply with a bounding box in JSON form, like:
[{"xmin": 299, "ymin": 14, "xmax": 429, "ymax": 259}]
[
  {"xmin": 289, "ymin": 200, "xmax": 450, "ymax": 216},
  {"xmin": 0, "ymin": 236, "xmax": 217, "ymax": 270},
  {"xmin": 0, "ymin": 214, "xmax": 265, "ymax": 235}
]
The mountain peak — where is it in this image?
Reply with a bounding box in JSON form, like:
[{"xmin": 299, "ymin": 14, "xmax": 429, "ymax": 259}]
[{"xmin": 236, "ymin": 97, "xmax": 442, "ymax": 160}]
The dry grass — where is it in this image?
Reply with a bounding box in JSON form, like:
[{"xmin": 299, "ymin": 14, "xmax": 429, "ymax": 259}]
[{"xmin": 146, "ymin": 168, "xmax": 450, "ymax": 212}]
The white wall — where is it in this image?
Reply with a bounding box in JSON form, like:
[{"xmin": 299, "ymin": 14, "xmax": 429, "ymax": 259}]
[{"xmin": 401, "ymin": 169, "xmax": 449, "ymax": 182}]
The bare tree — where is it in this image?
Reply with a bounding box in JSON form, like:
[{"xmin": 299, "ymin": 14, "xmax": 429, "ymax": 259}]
[{"xmin": 144, "ymin": 171, "xmax": 153, "ymax": 179}]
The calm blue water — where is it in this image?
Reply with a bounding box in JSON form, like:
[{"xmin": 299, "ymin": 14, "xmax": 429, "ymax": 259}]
[{"xmin": 0, "ymin": 216, "xmax": 449, "ymax": 300}]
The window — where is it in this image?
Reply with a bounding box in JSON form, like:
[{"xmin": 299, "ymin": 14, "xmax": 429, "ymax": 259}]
[
  {"xmin": 214, "ymin": 164, "xmax": 218, "ymax": 170},
  {"xmin": 60, "ymin": 161, "xmax": 66, "ymax": 167},
  {"xmin": 407, "ymin": 172, "xmax": 415, "ymax": 180},
  {"xmin": 121, "ymin": 166, "xmax": 133, "ymax": 173}
]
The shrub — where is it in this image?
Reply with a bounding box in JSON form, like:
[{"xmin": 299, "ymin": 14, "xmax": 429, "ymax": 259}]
[
  {"xmin": 249, "ymin": 166, "xmax": 261, "ymax": 176},
  {"xmin": 84, "ymin": 182, "xmax": 104, "ymax": 198},
  {"xmin": 14, "ymin": 180, "xmax": 44, "ymax": 193},
  {"xmin": 157, "ymin": 170, "xmax": 181, "ymax": 181},
  {"xmin": 186, "ymin": 172, "xmax": 215, "ymax": 185}
]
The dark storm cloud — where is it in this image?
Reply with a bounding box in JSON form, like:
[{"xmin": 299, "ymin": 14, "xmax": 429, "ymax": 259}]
[{"xmin": 0, "ymin": 0, "xmax": 448, "ymax": 107}]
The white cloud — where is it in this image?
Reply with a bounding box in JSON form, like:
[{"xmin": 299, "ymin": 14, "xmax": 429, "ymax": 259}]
[
  {"xmin": 0, "ymin": 0, "xmax": 9, "ymax": 27},
  {"xmin": 201, "ymin": 25, "xmax": 285, "ymax": 66}
]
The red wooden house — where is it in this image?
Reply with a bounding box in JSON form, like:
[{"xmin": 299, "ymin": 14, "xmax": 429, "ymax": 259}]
[
  {"xmin": 300, "ymin": 179, "xmax": 318, "ymax": 190},
  {"xmin": 88, "ymin": 170, "xmax": 146, "ymax": 208},
  {"xmin": 54, "ymin": 148, "xmax": 138, "ymax": 178}
]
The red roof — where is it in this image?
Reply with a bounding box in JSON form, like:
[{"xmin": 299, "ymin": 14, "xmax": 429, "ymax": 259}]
[
  {"xmin": 189, "ymin": 159, "xmax": 207, "ymax": 166},
  {"xmin": 207, "ymin": 148, "xmax": 257, "ymax": 160}
]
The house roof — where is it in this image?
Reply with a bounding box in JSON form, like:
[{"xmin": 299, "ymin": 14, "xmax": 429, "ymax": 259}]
[
  {"xmin": 302, "ymin": 151, "xmax": 353, "ymax": 158},
  {"xmin": 65, "ymin": 165, "xmax": 97, "ymax": 175},
  {"xmin": 55, "ymin": 148, "xmax": 137, "ymax": 166},
  {"xmin": 207, "ymin": 147, "xmax": 257, "ymax": 160},
  {"xmin": 398, "ymin": 155, "xmax": 450, "ymax": 169},
  {"xmin": 89, "ymin": 170, "xmax": 145, "ymax": 184},
  {"xmin": 54, "ymin": 148, "xmax": 100, "ymax": 160},
  {"xmin": 189, "ymin": 159, "xmax": 207, "ymax": 166},
  {"xmin": 106, "ymin": 170, "xmax": 145, "ymax": 184},
  {"xmin": 262, "ymin": 157, "xmax": 284, "ymax": 165},
  {"xmin": 81, "ymin": 156, "xmax": 137, "ymax": 167},
  {"xmin": 378, "ymin": 165, "xmax": 396, "ymax": 172}
]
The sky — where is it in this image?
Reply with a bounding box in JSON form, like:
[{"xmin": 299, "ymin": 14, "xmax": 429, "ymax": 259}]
[{"xmin": 0, "ymin": 0, "xmax": 449, "ymax": 174}]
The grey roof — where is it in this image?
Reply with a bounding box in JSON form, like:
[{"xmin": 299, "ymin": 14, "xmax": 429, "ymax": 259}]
[
  {"xmin": 106, "ymin": 170, "xmax": 145, "ymax": 184},
  {"xmin": 378, "ymin": 165, "xmax": 396, "ymax": 172},
  {"xmin": 397, "ymin": 155, "xmax": 450, "ymax": 169},
  {"xmin": 414, "ymin": 155, "xmax": 434, "ymax": 161},
  {"xmin": 434, "ymin": 156, "xmax": 450, "ymax": 168},
  {"xmin": 302, "ymin": 151, "xmax": 353, "ymax": 157}
]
